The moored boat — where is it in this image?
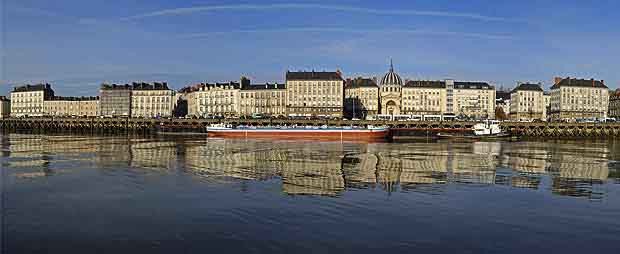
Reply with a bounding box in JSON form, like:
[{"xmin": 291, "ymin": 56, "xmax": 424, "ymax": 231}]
[
  {"xmin": 206, "ymin": 124, "xmax": 390, "ymax": 141},
  {"xmin": 437, "ymin": 121, "xmax": 519, "ymax": 141}
]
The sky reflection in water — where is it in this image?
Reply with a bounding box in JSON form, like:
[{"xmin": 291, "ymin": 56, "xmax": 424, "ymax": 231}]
[{"xmin": 2, "ymin": 133, "xmax": 619, "ymax": 253}]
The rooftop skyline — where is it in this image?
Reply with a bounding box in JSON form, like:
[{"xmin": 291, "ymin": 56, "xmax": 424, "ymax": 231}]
[{"xmin": 2, "ymin": 0, "xmax": 619, "ymax": 96}]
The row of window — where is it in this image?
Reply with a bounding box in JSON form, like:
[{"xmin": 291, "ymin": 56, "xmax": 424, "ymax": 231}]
[
  {"xmin": 198, "ymin": 91, "xmax": 235, "ymax": 97},
  {"xmin": 240, "ymin": 92, "xmax": 285, "ymax": 99},
  {"xmin": 288, "ymin": 107, "xmax": 342, "ymax": 112},
  {"xmin": 133, "ymin": 96, "xmax": 171, "ymax": 103},
  {"xmin": 133, "ymin": 106, "xmax": 171, "ymax": 110},
  {"xmin": 402, "ymin": 107, "xmax": 441, "ymax": 112},
  {"xmin": 291, "ymin": 100, "xmax": 341, "ymax": 106},
  {"xmin": 240, "ymin": 102, "xmax": 285, "ymax": 106},
  {"xmin": 403, "ymin": 90, "xmax": 441, "ymax": 95},
  {"xmin": 402, "ymin": 100, "xmax": 441, "ymax": 106},
  {"xmin": 11, "ymin": 92, "xmax": 43, "ymax": 97},
  {"xmin": 288, "ymin": 81, "xmax": 341, "ymax": 86},
  {"xmin": 290, "ymin": 88, "xmax": 341, "ymax": 95}
]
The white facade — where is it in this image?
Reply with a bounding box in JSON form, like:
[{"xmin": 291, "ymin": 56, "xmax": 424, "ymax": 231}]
[
  {"xmin": 188, "ymin": 83, "xmax": 240, "ymax": 118},
  {"xmin": 510, "ymin": 83, "xmax": 545, "ymax": 120},
  {"xmin": 549, "ymin": 78, "xmax": 608, "ymax": 120},
  {"xmin": 286, "ymin": 71, "xmax": 344, "ymax": 117},
  {"xmin": 451, "ymin": 82, "xmax": 496, "ymax": 119},
  {"xmin": 44, "ymin": 99, "xmax": 99, "ymax": 117},
  {"xmin": 10, "ymin": 84, "xmax": 54, "ymax": 117},
  {"xmin": 401, "ymin": 82, "xmax": 446, "ymax": 115},
  {"xmin": 131, "ymin": 89, "xmax": 174, "ymax": 118}
]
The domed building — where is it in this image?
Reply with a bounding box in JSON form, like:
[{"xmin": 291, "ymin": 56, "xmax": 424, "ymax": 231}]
[{"xmin": 379, "ymin": 59, "xmax": 403, "ymax": 115}]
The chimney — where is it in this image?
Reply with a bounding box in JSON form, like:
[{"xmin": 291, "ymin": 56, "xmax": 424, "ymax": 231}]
[
  {"xmin": 241, "ymin": 76, "xmax": 250, "ymax": 88},
  {"xmin": 554, "ymin": 77, "xmax": 563, "ymax": 85}
]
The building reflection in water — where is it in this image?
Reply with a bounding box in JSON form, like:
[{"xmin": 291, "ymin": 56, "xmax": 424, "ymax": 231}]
[
  {"xmin": 1, "ymin": 133, "xmax": 617, "ymax": 199},
  {"xmin": 184, "ymin": 139, "xmax": 345, "ymax": 196}
]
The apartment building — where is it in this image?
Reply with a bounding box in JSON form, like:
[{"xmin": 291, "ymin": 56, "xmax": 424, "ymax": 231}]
[
  {"xmin": 286, "ymin": 70, "xmax": 344, "ymax": 118},
  {"xmin": 344, "ymin": 77, "xmax": 379, "ymax": 119},
  {"xmin": 448, "ymin": 81, "xmax": 496, "ymax": 119},
  {"xmin": 44, "ymin": 96, "xmax": 99, "ymax": 117},
  {"xmin": 0, "ymin": 96, "xmax": 10, "ymax": 118},
  {"xmin": 187, "ymin": 82, "xmax": 240, "ymax": 118},
  {"xmin": 609, "ymin": 89, "xmax": 620, "ymax": 119},
  {"xmin": 99, "ymin": 84, "xmax": 132, "ymax": 117},
  {"xmin": 10, "ymin": 83, "xmax": 55, "ymax": 117},
  {"xmin": 549, "ymin": 77, "xmax": 608, "ymax": 120},
  {"xmin": 239, "ymin": 82, "xmax": 287, "ymax": 117},
  {"xmin": 401, "ymin": 80, "xmax": 447, "ymax": 115},
  {"xmin": 131, "ymin": 82, "xmax": 174, "ymax": 118},
  {"xmin": 510, "ymin": 83, "xmax": 545, "ymax": 120}
]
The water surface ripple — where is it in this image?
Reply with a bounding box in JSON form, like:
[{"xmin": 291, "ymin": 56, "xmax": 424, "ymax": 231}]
[{"xmin": 2, "ymin": 133, "xmax": 619, "ymax": 253}]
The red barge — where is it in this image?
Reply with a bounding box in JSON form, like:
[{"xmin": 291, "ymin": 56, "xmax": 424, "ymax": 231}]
[{"xmin": 206, "ymin": 124, "xmax": 390, "ymax": 141}]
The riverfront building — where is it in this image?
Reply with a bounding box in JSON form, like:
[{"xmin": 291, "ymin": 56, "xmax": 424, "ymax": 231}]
[
  {"xmin": 450, "ymin": 81, "xmax": 496, "ymax": 119},
  {"xmin": 130, "ymin": 82, "xmax": 174, "ymax": 118},
  {"xmin": 401, "ymin": 80, "xmax": 447, "ymax": 116},
  {"xmin": 187, "ymin": 81, "xmax": 240, "ymax": 118},
  {"xmin": 239, "ymin": 79, "xmax": 287, "ymax": 117},
  {"xmin": 285, "ymin": 70, "xmax": 344, "ymax": 118},
  {"xmin": 44, "ymin": 96, "xmax": 99, "ymax": 117},
  {"xmin": 544, "ymin": 92, "xmax": 551, "ymax": 119},
  {"xmin": 0, "ymin": 96, "xmax": 10, "ymax": 119},
  {"xmin": 379, "ymin": 62, "xmax": 404, "ymax": 116},
  {"xmin": 364, "ymin": 60, "xmax": 496, "ymax": 119},
  {"xmin": 344, "ymin": 77, "xmax": 380, "ymax": 119},
  {"xmin": 496, "ymin": 90, "xmax": 511, "ymax": 120},
  {"xmin": 99, "ymin": 84, "xmax": 132, "ymax": 117},
  {"xmin": 509, "ymin": 83, "xmax": 545, "ymax": 121},
  {"xmin": 549, "ymin": 77, "xmax": 609, "ymax": 120},
  {"xmin": 10, "ymin": 83, "xmax": 55, "ymax": 117},
  {"xmin": 608, "ymin": 89, "xmax": 620, "ymax": 119}
]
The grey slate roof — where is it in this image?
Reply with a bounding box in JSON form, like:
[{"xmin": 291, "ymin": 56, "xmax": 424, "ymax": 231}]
[
  {"xmin": 496, "ymin": 91, "xmax": 511, "ymax": 100},
  {"xmin": 551, "ymin": 78, "xmax": 607, "ymax": 89},
  {"xmin": 286, "ymin": 71, "xmax": 343, "ymax": 81},
  {"xmin": 404, "ymin": 80, "xmax": 446, "ymax": 89},
  {"xmin": 454, "ymin": 81, "xmax": 494, "ymax": 90},
  {"xmin": 511, "ymin": 83, "xmax": 543, "ymax": 93},
  {"xmin": 241, "ymin": 83, "xmax": 286, "ymax": 90},
  {"xmin": 132, "ymin": 82, "xmax": 170, "ymax": 90},
  {"xmin": 100, "ymin": 83, "xmax": 132, "ymax": 90},
  {"xmin": 12, "ymin": 83, "xmax": 53, "ymax": 93},
  {"xmin": 346, "ymin": 78, "xmax": 378, "ymax": 88}
]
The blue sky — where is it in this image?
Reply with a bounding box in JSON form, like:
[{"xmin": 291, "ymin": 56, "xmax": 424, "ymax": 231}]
[{"xmin": 2, "ymin": 0, "xmax": 619, "ymax": 96}]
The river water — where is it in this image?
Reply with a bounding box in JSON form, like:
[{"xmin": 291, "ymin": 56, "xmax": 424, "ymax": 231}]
[{"xmin": 1, "ymin": 133, "xmax": 619, "ymax": 253}]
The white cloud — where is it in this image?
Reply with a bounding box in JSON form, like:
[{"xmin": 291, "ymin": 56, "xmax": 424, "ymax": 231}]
[
  {"xmin": 180, "ymin": 27, "xmax": 514, "ymax": 41},
  {"xmin": 121, "ymin": 3, "xmax": 515, "ymax": 22}
]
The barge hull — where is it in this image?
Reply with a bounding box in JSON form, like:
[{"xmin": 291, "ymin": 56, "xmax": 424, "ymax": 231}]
[{"xmin": 207, "ymin": 129, "xmax": 389, "ymax": 140}]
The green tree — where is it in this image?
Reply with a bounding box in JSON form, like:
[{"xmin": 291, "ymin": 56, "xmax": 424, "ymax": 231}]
[{"xmin": 495, "ymin": 106, "xmax": 507, "ymax": 120}]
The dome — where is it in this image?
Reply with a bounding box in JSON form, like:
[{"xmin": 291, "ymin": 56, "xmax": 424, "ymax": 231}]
[{"xmin": 380, "ymin": 60, "xmax": 402, "ymax": 86}]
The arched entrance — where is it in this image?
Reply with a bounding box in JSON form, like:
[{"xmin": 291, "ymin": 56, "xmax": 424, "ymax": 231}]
[{"xmin": 384, "ymin": 100, "xmax": 400, "ymax": 116}]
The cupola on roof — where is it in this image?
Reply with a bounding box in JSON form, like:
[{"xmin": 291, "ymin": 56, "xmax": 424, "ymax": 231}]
[{"xmin": 380, "ymin": 59, "xmax": 403, "ymax": 86}]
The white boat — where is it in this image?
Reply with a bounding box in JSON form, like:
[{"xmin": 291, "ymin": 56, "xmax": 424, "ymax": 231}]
[
  {"xmin": 438, "ymin": 120, "xmax": 516, "ymax": 140},
  {"xmin": 473, "ymin": 121, "xmax": 502, "ymax": 136}
]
